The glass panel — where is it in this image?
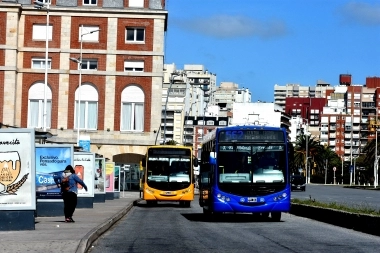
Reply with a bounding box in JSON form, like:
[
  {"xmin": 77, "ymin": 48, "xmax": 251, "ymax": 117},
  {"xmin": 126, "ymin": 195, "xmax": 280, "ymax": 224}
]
[
  {"xmin": 29, "ymin": 100, "xmax": 39, "ymax": 127},
  {"xmin": 89, "ymin": 60, "xmax": 97, "ymax": 70},
  {"xmin": 126, "ymin": 29, "xmax": 134, "ymax": 41},
  {"xmin": 87, "ymin": 102, "xmax": 98, "ymax": 129},
  {"xmin": 122, "ymin": 103, "xmax": 132, "ymax": 130},
  {"xmin": 135, "ymin": 103, "xmax": 144, "ymax": 131},
  {"xmin": 136, "ymin": 29, "xmax": 144, "ymax": 41}
]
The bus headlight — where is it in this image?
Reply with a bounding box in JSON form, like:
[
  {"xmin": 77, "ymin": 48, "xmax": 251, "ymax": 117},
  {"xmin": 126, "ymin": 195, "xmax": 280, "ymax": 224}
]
[
  {"xmin": 217, "ymin": 194, "xmax": 231, "ymax": 202},
  {"xmin": 273, "ymin": 192, "xmax": 287, "ymax": 201},
  {"xmin": 182, "ymin": 188, "xmax": 192, "ymax": 194}
]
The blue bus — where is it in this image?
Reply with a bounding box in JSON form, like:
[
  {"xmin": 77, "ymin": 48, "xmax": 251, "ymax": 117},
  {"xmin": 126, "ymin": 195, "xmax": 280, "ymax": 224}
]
[{"xmin": 198, "ymin": 125, "xmax": 292, "ymax": 221}]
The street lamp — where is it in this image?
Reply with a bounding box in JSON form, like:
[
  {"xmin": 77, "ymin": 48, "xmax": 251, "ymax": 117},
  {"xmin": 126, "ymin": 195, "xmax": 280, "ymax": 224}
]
[
  {"xmin": 304, "ymin": 121, "xmax": 311, "ymax": 183},
  {"xmin": 163, "ymin": 71, "xmax": 184, "ymax": 144},
  {"xmin": 341, "ymin": 156, "xmax": 344, "ymax": 185},
  {"xmin": 353, "ymin": 156, "xmax": 358, "ymax": 185},
  {"xmin": 69, "ymin": 25, "xmax": 100, "ymax": 145},
  {"xmin": 34, "ymin": 0, "xmax": 50, "ymax": 131}
]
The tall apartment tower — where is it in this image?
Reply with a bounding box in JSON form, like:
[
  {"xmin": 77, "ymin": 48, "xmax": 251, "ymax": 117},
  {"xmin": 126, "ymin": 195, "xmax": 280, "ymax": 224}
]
[
  {"xmin": 161, "ymin": 64, "xmax": 217, "ymax": 145},
  {"xmin": 0, "ymin": 0, "xmax": 167, "ymax": 162}
]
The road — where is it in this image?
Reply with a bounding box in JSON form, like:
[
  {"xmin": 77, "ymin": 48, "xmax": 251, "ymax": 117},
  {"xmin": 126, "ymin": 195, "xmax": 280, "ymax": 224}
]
[
  {"xmin": 88, "ymin": 195, "xmax": 380, "ymax": 253},
  {"xmin": 291, "ymin": 184, "xmax": 380, "ymax": 211}
]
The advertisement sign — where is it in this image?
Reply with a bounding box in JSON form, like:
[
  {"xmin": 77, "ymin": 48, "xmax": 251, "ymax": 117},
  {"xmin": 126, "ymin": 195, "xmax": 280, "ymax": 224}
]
[
  {"xmin": 35, "ymin": 144, "xmax": 73, "ymax": 200},
  {"xmin": 94, "ymin": 158, "xmax": 105, "ymax": 194},
  {"xmin": 79, "ymin": 135, "xmax": 90, "ymax": 152},
  {"xmin": 105, "ymin": 162, "xmax": 115, "ymax": 192},
  {"xmin": 114, "ymin": 165, "xmax": 120, "ymax": 192},
  {"xmin": 73, "ymin": 152, "xmax": 95, "ymax": 197},
  {"xmin": 0, "ymin": 129, "xmax": 35, "ymax": 210}
]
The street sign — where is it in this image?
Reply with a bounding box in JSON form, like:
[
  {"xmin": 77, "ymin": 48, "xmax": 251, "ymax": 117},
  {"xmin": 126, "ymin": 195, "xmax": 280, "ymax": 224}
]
[{"xmin": 333, "ymin": 167, "xmax": 336, "ymax": 171}]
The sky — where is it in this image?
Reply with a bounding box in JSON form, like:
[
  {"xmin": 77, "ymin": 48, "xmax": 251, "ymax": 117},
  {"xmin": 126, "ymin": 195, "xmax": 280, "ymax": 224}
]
[{"xmin": 164, "ymin": 0, "xmax": 380, "ymax": 103}]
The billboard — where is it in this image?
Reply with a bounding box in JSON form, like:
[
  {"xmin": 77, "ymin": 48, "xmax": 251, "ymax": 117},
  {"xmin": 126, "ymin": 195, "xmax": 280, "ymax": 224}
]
[
  {"xmin": 35, "ymin": 144, "xmax": 73, "ymax": 200},
  {"xmin": 73, "ymin": 152, "xmax": 95, "ymax": 197},
  {"xmin": 105, "ymin": 162, "xmax": 115, "ymax": 192},
  {"xmin": 0, "ymin": 129, "xmax": 35, "ymax": 210},
  {"xmin": 94, "ymin": 158, "xmax": 105, "ymax": 194}
]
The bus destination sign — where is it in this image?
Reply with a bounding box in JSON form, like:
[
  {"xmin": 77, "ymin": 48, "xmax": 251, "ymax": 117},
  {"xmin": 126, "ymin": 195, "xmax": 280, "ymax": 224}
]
[{"xmin": 218, "ymin": 130, "xmax": 284, "ymax": 142}]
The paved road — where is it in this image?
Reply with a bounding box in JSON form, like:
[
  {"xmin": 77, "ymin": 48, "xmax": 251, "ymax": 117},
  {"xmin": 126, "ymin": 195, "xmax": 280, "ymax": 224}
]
[
  {"xmin": 88, "ymin": 198, "xmax": 380, "ymax": 253},
  {"xmin": 291, "ymin": 184, "xmax": 380, "ymax": 211}
]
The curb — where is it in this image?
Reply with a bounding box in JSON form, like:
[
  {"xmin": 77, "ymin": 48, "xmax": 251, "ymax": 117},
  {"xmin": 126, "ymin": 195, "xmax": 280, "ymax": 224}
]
[
  {"xmin": 290, "ymin": 203, "xmax": 380, "ymax": 236},
  {"xmin": 75, "ymin": 199, "xmax": 141, "ymax": 253}
]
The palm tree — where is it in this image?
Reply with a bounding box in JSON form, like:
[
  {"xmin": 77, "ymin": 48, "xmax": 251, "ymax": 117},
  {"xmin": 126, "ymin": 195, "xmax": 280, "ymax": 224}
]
[{"xmin": 293, "ymin": 134, "xmax": 324, "ymax": 176}]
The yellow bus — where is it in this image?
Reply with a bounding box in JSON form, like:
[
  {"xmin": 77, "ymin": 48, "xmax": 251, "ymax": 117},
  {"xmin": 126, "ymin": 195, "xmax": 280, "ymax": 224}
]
[{"xmin": 141, "ymin": 145, "xmax": 198, "ymax": 207}]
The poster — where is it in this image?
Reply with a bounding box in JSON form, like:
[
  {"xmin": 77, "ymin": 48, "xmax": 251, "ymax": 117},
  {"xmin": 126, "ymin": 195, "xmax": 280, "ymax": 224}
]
[
  {"xmin": 0, "ymin": 129, "xmax": 35, "ymax": 210},
  {"xmin": 94, "ymin": 158, "xmax": 105, "ymax": 194},
  {"xmin": 105, "ymin": 162, "xmax": 115, "ymax": 192},
  {"xmin": 73, "ymin": 152, "xmax": 95, "ymax": 197},
  {"xmin": 35, "ymin": 145, "xmax": 73, "ymax": 200},
  {"xmin": 114, "ymin": 165, "xmax": 120, "ymax": 192}
]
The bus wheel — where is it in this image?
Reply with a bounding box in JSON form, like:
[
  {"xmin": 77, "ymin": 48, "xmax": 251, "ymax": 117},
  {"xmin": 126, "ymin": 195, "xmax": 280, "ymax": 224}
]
[
  {"xmin": 184, "ymin": 201, "xmax": 191, "ymax": 208},
  {"xmin": 271, "ymin": 212, "xmax": 281, "ymax": 221},
  {"xmin": 260, "ymin": 212, "xmax": 270, "ymax": 218}
]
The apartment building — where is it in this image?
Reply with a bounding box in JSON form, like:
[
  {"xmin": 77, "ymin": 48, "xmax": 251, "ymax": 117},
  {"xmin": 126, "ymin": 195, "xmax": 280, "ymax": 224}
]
[
  {"xmin": 277, "ymin": 74, "xmax": 380, "ymax": 162},
  {"xmin": 274, "ymin": 82, "xmax": 333, "ymax": 110},
  {"xmin": 213, "ymin": 82, "xmax": 251, "ymax": 111},
  {"xmin": 0, "ymin": 0, "xmax": 167, "ymax": 164},
  {"xmin": 161, "ymin": 64, "xmax": 217, "ymax": 145}
]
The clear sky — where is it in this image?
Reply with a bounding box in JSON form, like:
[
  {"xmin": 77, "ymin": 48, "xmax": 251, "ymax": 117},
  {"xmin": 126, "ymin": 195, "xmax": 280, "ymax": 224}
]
[{"xmin": 164, "ymin": 0, "xmax": 380, "ymax": 103}]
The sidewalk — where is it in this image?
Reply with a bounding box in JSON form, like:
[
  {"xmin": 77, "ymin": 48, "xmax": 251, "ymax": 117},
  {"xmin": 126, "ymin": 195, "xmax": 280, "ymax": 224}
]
[{"xmin": 0, "ymin": 192, "xmax": 141, "ymax": 253}]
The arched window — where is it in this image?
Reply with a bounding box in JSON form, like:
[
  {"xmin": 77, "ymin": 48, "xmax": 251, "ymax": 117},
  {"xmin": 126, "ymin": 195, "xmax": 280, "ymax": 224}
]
[
  {"xmin": 28, "ymin": 82, "xmax": 52, "ymax": 129},
  {"xmin": 75, "ymin": 84, "xmax": 98, "ymax": 130},
  {"xmin": 121, "ymin": 85, "xmax": 144, "ymax": 131}
]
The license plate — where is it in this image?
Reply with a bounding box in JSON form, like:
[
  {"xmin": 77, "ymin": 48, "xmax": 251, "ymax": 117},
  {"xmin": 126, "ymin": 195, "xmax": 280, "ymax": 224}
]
[
  {"xmin": 247, "ymin": 197, "xmax": 257, "ymax": 202},
  {"xmin": 163, "ymin": 191, "xmax": 172, "ymax": 195}
]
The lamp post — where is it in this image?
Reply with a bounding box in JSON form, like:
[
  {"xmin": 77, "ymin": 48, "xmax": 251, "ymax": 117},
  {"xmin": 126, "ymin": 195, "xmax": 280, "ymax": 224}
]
[
  {"xmin": 163, "ymin": 71, "xmax": 183, "ymax": 144},
  {"xmin": 353, "ymin": 156, "xmax": 358, "ymax": 185},
  {"xmin": 34, "ymin": 1, "xmax": 50, "ymax": 131},
  {"xmin": 69, "ymin": 25, "xmax": 100, "ymax": 145},
  {"xmin": 341, "ymin": 156, "xmax": 344, "ymax": 185},
  {"xmin": 304, "ymin": 121, "xmax": 310, "ymax": 183}
]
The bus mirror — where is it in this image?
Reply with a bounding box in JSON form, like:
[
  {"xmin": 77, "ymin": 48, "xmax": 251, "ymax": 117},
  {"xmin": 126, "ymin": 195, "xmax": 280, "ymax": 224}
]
[{"xmin": 194, "ymin": 158, "xmax": 199, "ymax": 167}]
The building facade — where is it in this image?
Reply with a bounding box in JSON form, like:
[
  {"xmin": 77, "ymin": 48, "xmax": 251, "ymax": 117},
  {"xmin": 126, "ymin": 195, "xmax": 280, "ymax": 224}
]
[{"xmin": 0, "ymin": 0, "xmax": 167, "ymax": 163}]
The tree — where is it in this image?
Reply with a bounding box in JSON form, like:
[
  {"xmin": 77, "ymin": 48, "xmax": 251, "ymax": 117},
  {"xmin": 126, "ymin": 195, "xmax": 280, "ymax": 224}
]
[{"xmin": 165, "ymin": 139, "xmax": 178, "ymax": 145}]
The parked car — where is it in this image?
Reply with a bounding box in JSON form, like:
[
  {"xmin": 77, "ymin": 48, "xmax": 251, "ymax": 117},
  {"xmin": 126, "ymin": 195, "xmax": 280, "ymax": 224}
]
[{"xmin": 291, "ymin": 175, "xmax": 306, "ymax": 191}]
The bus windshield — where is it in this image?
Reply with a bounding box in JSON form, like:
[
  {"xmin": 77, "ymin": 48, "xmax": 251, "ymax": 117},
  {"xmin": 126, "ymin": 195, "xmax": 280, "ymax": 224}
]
[
  {"xmin": 147, "ymin": 156, "xmax": 191, "ymax": 183},
  {"xmin": 217, "ymin": 144, "xmax": 286, "ymax": 184}
]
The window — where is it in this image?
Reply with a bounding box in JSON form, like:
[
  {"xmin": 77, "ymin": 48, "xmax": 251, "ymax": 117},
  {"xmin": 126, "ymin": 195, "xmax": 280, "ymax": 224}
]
[
  {"xmin": 32, "ymin": 58, "xmax": 51, "ymax": 69},
  {"xmin": 75, "ymin": 59, "xmax": 98, "ymax": 70},
  {"xmin": 121, "ymin": 86, "xmax": 144, "ymax": 131},
  {"xmin": 129, "ymin": 0, "xmax": 144, "ymax": 7},
  {"xmin": 28, "ymin": 82, "xmax": 52, "ymax": 129},
  {"xmin": 79, "ymin": 26, "xmax": 100, "ymax": 42},
  {"xmin": 83, "ymin": 0, "xmax": 97, "ymax": 5},
  {"xmin": 126, "ymin": 28, "xmax": 145, "ymax": 42},
  {"xmin": 32, "ymin": 24, "xmax": 52, "ymax": 40},
  {"xmin": 75, "ymin": 84, "xmax": 98, "ymax": 130},
  {"xmin": 124, "ymin": 61, "xmax": 144, "ymax": 72}
]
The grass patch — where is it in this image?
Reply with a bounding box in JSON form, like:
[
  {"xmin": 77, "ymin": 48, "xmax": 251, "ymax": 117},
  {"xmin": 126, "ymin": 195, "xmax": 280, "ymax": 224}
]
[{"xmin": 292, "ymin": 197, "xmax": 380, "ymax": 216}]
